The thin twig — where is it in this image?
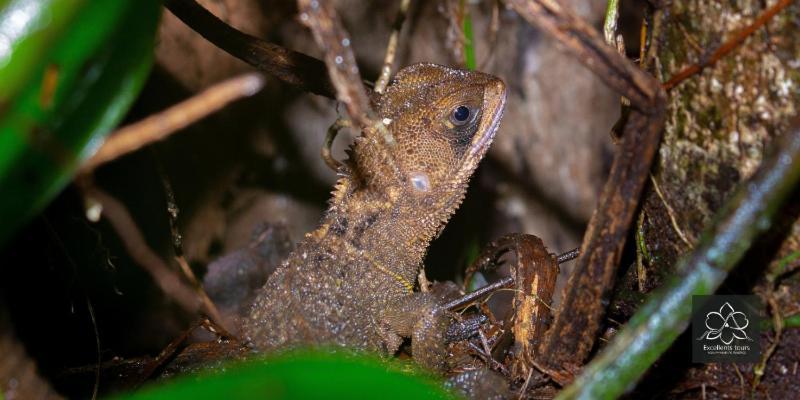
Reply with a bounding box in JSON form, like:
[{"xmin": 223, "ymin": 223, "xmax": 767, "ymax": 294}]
[
  {"xmin": 506, "ymin": 0, "xmax": 661, "ymax": 109},
  {"xmin": 136, "ymin": 318, "xmax": 205, "ymax": 386},
  {"xmin": 650, "ymin": 174, "xmax": 693, "ymax": 246},
  {"xmin": 80, "ymin": 185, "xmax": 203, "ymax": 315},
  {"xmin": 557, "ymin": 120, "xmax": 800, "ymax": 399},
  {"xmin": 753, "ymin": 287, "xmax": 785, "ymax": 391},
  {"xmin": 294, "ymin": 1, "xmax": 369, "ymax": 124},
  {"xmin": 556, "ymin": 248, "xmax": 580, "ymax": 264},
  {"xmin": 662, "ymin": 0, "xmax": 792, "ymax": 90},
  {"xmin": 445, "ymin": 276, "xmax": 514, "ymax": 311},
  {"xmin": 164, "ymin": 0, "xmax": 335, "ymax": 97},
  {"xmin": 675, "ymin": 20, "xmax": 703, "ymax": 54},
  {"xmin": 374, "ymin": 0, "xmax": 411, "ymax": 94},
  {"xmin": 638, "ymin": 10, "xmax": 648, "ymax": 67},
  {"xmin": 86, "ymin": 298, "xmax": 100, "ymax": 400},
  {"xmin": 80, "ymin": 73, "xmax": 264, "ymax": 174},
  {"xmin": 636, "ymin": 211, "xmax": 648, "ymax": 293},
  {"xmin": 518, "ymin": 368, "xmax": 534, "ymax": 400},
  {"xmin": 733, "ymin": 363, "xmax": 745, "ymax": 399},
  {"xmin": 156, "ymin": 165, "xmax": 226, "ymax": 330},
  {"xmin": 459, "ymin": 237, "xmax": 572, "ymax": 313},
  {"xmin": 296, "ymin": 0, "xmax": 401, "ymax": 175}
]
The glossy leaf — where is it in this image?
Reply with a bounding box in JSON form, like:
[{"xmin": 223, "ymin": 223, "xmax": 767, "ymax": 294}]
[
  {"xmin": 116, "ymin": 350, "xmax": 457, "ymax": 400},
  {"xmin": 0, "ymin": 0, "xmax": 161, "ymax": 244}
]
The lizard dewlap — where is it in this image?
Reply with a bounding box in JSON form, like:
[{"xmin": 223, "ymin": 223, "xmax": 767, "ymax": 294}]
[{"xmin": 243, "ymin": 63, "xmax": 506, "ymax": 370}]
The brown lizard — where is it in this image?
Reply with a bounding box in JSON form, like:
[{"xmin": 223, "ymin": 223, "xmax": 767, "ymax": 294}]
[{"xmin": 243, "ymin": 63, "xmax": 506, "ymax": 370}]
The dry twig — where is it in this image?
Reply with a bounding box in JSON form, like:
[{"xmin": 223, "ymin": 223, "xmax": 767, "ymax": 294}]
[
  {"xmin": 80, "ymin": 185, "xmax": 204, "ymax": 316},
  {"xmin": 374, "ymin": 0, "xmax": 412, "ymax": 94},
  {"xmin": 157, "ymin": 166, "xmax": 226, "ymax": 331},
  {"xmin": 165, "ymin": 0, "xmax": 335, "ymax": 97},
  {"xmin": 86, "ymin": 298, "xmax": 100, "ymax": 400},
  {"xmin": 296, "ymin": 0, "xmax": 403, "ymax": 181},
  {"xmin": 80, "ymin": 73, "xmax": 264, "ymax": 174},
  {"xmin": 296, "ymin": 0, "xmax": 394, "ymax": 144},
  {"xmin": 662, "ymin": 0, "xmax": 792, "ymax": 90},
  {"xmin": 650, "ymin": 174, "xmax": 693, "ymax": 247}
]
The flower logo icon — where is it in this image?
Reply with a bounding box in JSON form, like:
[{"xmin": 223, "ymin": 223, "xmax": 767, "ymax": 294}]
[{"xmin": 697, "ymin": 302, "xmax": 752, "ymax": 344}]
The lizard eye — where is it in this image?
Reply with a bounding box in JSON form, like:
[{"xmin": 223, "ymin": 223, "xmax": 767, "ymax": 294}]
[
  {"xmin": 450, "ymin": 105, "xmax": 471, "ymax": 126},
  {"xmin": 444, "ymin": 102, "xmax": 481, "ymax": 147}
]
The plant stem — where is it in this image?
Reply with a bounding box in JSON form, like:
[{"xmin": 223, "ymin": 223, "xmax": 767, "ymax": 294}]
[
  {"xmin": 461, "ymin": 0, "xmax": 476, "ymax": 70},
  {"xmin": 603, "ymin": 0, "xmax": 620, "ymax": 46},
  {"xmin": 761, "ymin": 312, "xmax": 800, "ymax": 330}
]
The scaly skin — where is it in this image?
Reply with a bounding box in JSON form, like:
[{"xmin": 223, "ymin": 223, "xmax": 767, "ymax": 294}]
[{"xmin": 244, "ymin": 64, "xmax": 506, "ymax": 368}]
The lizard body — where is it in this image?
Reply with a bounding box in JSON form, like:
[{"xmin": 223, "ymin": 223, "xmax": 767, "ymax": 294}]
[{"xmin": 244, "ymin": 63, "xmax": 506, "ymax": 366}]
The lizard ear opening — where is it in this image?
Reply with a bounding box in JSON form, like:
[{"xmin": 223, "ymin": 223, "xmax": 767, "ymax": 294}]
[{"xmin": 410, "ymin": 172, "xmax": 431, "ymax": 192}]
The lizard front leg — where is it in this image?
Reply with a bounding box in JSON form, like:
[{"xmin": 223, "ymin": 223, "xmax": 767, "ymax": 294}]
[
  {"xmin": 382, "ymin": 294, "xmax": 512, "ymax": 400},
  {"xmin": 380, "ymin": 233, "xmax": 569, "ymax": 398},
  {"xmin": 381, "ymin": 289, "xmax": 456, "ymax": 371}
]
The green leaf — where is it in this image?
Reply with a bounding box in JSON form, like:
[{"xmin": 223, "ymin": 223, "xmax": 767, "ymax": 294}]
[
  {"xmin": 115, "ymin": 350, "xmax": 457, "ymax": 400},
  {"xmin": 0, "ymin": 0, "xmax": 161, "ymax": 244}
]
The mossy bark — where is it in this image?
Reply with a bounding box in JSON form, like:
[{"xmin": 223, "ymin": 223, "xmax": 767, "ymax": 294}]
[
  {"xmin": 636, "ymin": 0, "xmax": 800, "ymax": 288},
  {"xmin": 619, "ymin": 1, "xmax": 799, "ymax": 397}
]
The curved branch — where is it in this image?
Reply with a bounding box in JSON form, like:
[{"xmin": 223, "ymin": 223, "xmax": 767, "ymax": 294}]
[{"xmin": 164, "ymin": 0, "xmax": 335, "ymax": 98}]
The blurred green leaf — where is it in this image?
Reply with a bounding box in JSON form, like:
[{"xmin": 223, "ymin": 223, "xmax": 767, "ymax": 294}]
[
  {"xmin": 116, "ymin": 350, "xmax": 457, "ymax": 400},
  {"xmin": 0, "ymin": 0, "xmax": 161, "ymax": 244}
]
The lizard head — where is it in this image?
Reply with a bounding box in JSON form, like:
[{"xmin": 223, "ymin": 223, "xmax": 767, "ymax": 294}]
[{"xmin": 375, "ymin": 63, "xmax": 507, "ymax": 236}]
